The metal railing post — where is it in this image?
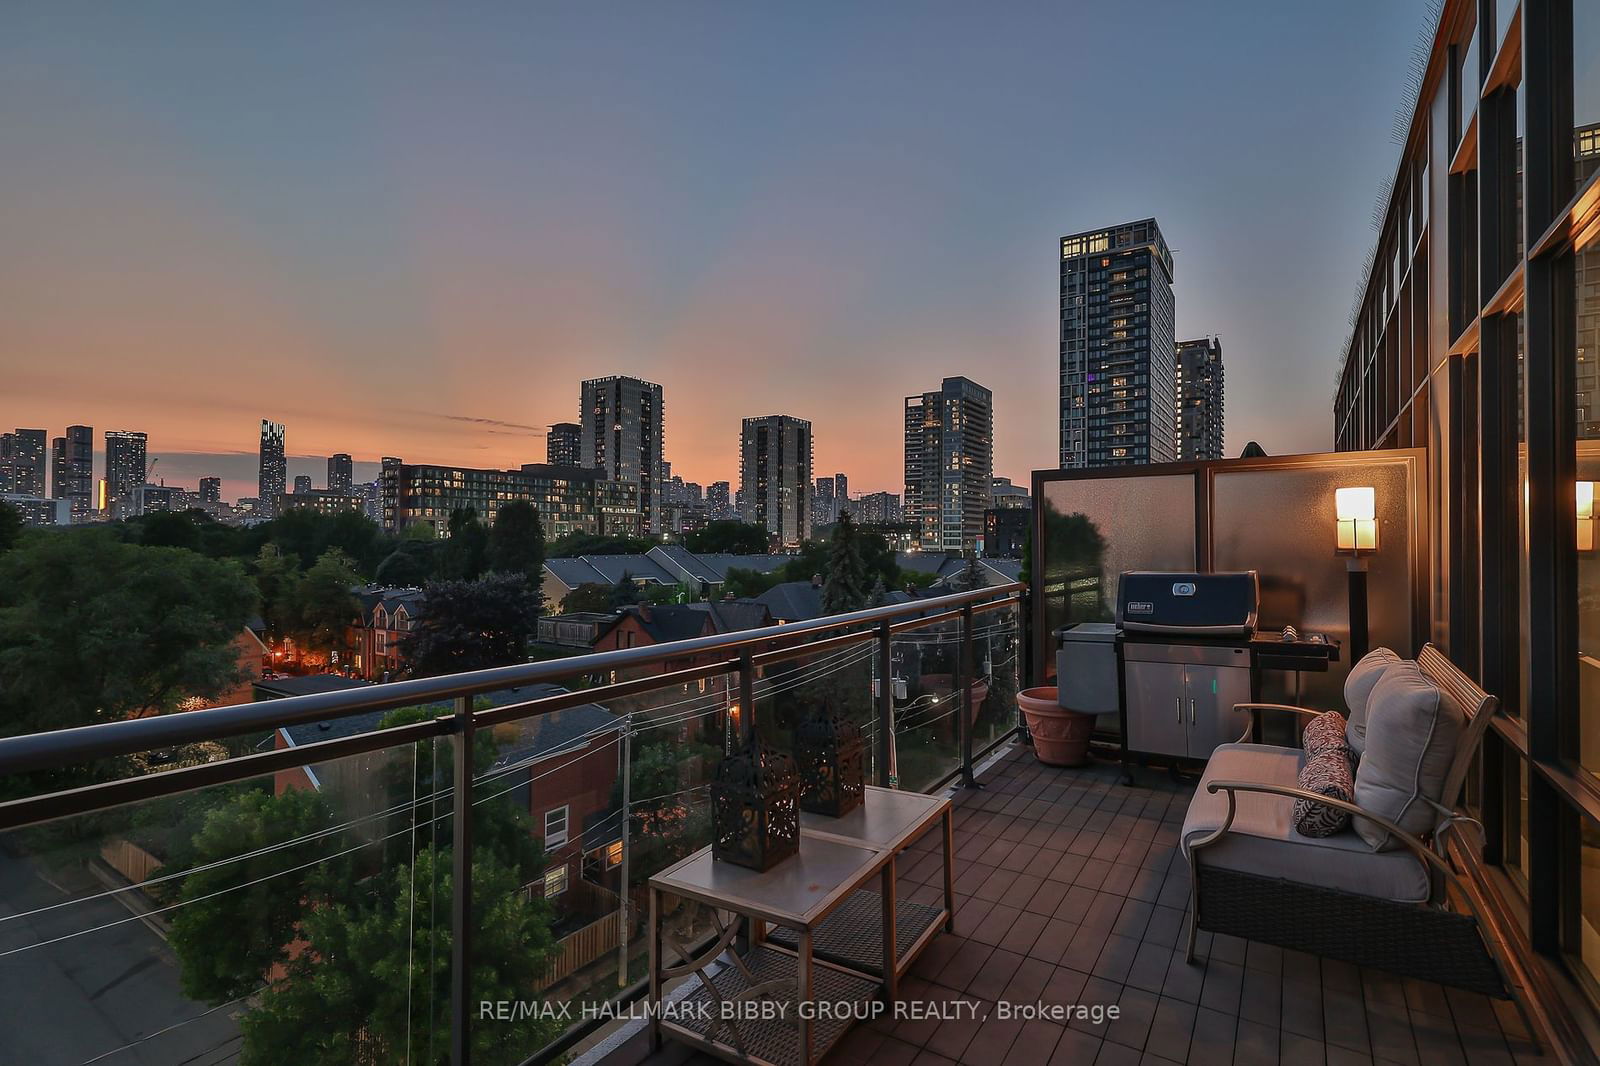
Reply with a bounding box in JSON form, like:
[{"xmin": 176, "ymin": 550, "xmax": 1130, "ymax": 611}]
[
  {"xmin": 877, "ymin": 620, "xmax": 895, "ymax": 788},
  {"xmin": 450, "ymin": 695, "xmax": 473, "ymax": 1066},
  {"xmin": 738, "ymin": 649, "xmax": 756, "ymax": 744},
  {"xmin": 958, "ymin": 604, "xmax": 976, "ymax": 788}
]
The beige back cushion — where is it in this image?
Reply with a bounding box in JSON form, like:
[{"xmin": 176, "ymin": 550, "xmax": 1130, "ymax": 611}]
[
  {"xmin": 1353, "ymin": 662, "xmax": 1463, "ymax": 850},
  {"xmin": 1344, "ymin": 647, "xmax": 1402, "ymax": 756}
]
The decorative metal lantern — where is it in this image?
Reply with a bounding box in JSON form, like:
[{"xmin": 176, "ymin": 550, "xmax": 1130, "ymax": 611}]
[
  {"xmin": 795, "ymin": 701, "xmax": 865, "ymax": 817},
  {"xmin": 711, "ymin": 731, "xmax": 800, "ymax": 871}
]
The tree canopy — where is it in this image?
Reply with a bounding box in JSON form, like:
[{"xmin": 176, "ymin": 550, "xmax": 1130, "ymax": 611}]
[
  {"xmin": 403, "ymin": 573, "xmax": 541, "ymax": 677},
  {"xmin": 0, "ymin": 501, "xmax": 22, "ymax": 554},
  {"xmin": 375, "ymin": 539, "xmax": 439, "ymax": 587},
  {"xmin": 169, "ymin": 707, "xmax": 561, "ymax": 1064},
  {"xmin": 546, "ymin": 530, "xmax": 654, "ymax": 558},
  {"xmin": 721, "ymin": 567, "xmax": 782, "ymax": 600},
  {"xmin": 821, "ymin": 512, "xmax": 872, "ymax": 614},
  {"xmin": 288, "ymin": 548, "xmax": 362, "ymax": 651},
  {"xmin": 167, "ymin": 788, "xmax": 353, "ymax": 1002},
  {"xmin": 0, "ymin": 533, "xmax": 255, "ymax": 732},
  {"xmin": 560, "ymin": 583, "xmax": 613, "ymax": 614},
  {"xmin": 682, "ymin": 520, "xmax": 769, "ymax": 554},
  {"xmin": 439, "ymin": 507, "xmax": 490, "ymax": 581},
  {"xmin": 608, "ymin": 572, "xmax": 642, "ymax": 609},
  {"xmin": 487, "ymin": 500, "xmax": 546, "ymax": 591},
  {"xmin": 0, "ymin": 533, "xmax": 256, "ymax": 792}
]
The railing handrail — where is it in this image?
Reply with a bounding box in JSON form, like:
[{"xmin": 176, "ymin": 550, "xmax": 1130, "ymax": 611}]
[{"xmin": 0, "ymin": 581, "xmax": 1022, "ymax": 776}]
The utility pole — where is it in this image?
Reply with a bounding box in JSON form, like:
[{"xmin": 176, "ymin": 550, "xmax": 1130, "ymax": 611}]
[{"xmin": 617, "ymin": 715, "xmax": 632, "ymax": 986}]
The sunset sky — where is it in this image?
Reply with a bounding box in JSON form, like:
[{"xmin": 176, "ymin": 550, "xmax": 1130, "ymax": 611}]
[{"xmin": 2, "ymin": 2, "xmax": 1424, "ymax": 501}]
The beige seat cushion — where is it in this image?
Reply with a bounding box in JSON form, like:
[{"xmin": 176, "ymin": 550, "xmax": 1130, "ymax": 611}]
[
  {"xmin": 1182, "ymin": 743, "xmax": 1430, "ymax": 903},
  {"xmin": 1344, "ymin": 647, "xmax": 1402, "ymax": 756},
  {"xmin": 1353, "ymin": 662, "xmax": 1462, "ymax": 850}
]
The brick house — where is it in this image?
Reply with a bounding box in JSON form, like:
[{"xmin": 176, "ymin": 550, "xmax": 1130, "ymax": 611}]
[
  {"xmin": 262, "ymin": 677, "xmax": 623, "ymax": 919},
  {"xmin": 344, "ymin": 586, "xmax": 424, "ymax": 681}
]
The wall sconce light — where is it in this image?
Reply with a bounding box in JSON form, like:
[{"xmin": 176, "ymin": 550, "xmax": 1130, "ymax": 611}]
[
  {"xmin": 1335, "ymin": 486, "xmax": 1377, "ymax": 661},
  {"xmin": 1335, "ymin": 486, "xmax": 1378, "ymax": 553},
  {"xmin": 1579, "ymin": 482, "xmax": 1596, "ymax": 553}
]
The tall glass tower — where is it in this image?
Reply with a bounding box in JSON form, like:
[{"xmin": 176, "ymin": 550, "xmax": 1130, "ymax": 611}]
[
  {"xmin": 259, "ymin": 420, "xmax": 287, "ymax": 509},
  {"xmin": 1059, "ymin": 219, "xmax": 1176, "ymax": 467}
]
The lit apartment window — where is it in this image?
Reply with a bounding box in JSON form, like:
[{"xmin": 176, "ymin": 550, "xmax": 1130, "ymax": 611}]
[
  {"xmin": 543, "ymin": 866, "xmax": 568, "ymax": 898},
  {"xmin": 607, "ymin": 841, "xmax": 623, "ymax": 867},
  {"xmin": 544, "ymin": 805, "xmax": 569, "ymax": 849}
]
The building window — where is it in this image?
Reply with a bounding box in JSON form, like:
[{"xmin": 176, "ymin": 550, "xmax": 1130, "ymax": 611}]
[
  {"xmin": 375, "ymin": 631, "xmax": 387, "ymax": 653},
  {"xmin": 544, "ymin": 805, "xmax": 569, "ymax": 849},
  {"xmin": 607, "ymin": 840, "xmax": 623, "ymax": 868},
  {"xmin": 543, "ymin": 866, "xmax": 568, "ymax": 898}
]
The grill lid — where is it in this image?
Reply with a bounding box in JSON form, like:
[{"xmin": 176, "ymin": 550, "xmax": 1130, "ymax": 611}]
[{"xmin": 1116, "ymin": 571, "xmax": 1259, "ymax": 637}]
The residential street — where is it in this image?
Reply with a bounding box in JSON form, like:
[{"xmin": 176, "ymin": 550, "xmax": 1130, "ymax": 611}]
[{"xmin": 0, "ymin": 847, "xmax": 241, "ymax": 1064}]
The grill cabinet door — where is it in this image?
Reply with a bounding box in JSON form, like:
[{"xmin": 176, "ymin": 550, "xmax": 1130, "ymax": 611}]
[
  {"xmin": 1183, "ymin": 656, "xmax": 1254, "ymax": 759},
  {"xmin": 1123, "ymin": 659, "xmax": 1188, "ymax": 759}
]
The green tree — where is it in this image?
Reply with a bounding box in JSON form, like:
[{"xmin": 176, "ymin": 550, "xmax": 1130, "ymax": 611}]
[
  {"xmin": 721, "ymin": 567, "xmax": 782, "ymax": 600},
  {"xmin": 239, "ymin": 846, "xmax": 560, "ymax": 1065},
  {"xmin": 170, "ymin": 704, "xmax": 560, "ymax": 1065},
  {"xmin": 254, "ymin": 509, "xmax": 387, "ymax": 574},
  {"xmin": 0, "ymin": 534, "xmax": 255, "ymax": 791},
  {"xmin": 546, "ymin": 530, "xmax": 655, "ymax": 558},
  {"xmin": 167, "ymin": 789, "xmax": 352, "ymax": 1002},
  {"xmin": 487, "ymin": 500, "xmax": 546, "ymax": 592},
  {"xmin": 253, "ymin": 544, "xmax": 301, "ymax": 640},
  {"xmin": 608, "ymin": 572, "xmax": 642, "ymax": 609},
  {"xmin": 288, "ymin": 548, "xmax": 361, "ymax": 654},
  {"xmin": 376, "ymin": 539, "xmax": 439, "ymax": 587},
  {"xmin": 560, "ymin": 583, "xmax": 613, "ymax": 614},
  {"xmin": 821, "ymin": 512, "xmax": 871, "ymax": 614},
  {"xmin": 131, "ymin": 509, "xmax": 204, "ymax": 551},
  {"xmin": 439, "ymin": 507, "xmax": 490, "ymax": 581},
  {"xmin": 404, "ymin": 573, "xmax": 540, "ymax": 677},
  {"xmin": 682, "ymin": 520, "xmax": 769, "ymax": 554},
  {"xmin": 0, "ymin": 501, "xmax": 22, "ymax": 554},
  {"xmin": 641, "ymin": 581, "xmax": 687, "ymax": 605}
]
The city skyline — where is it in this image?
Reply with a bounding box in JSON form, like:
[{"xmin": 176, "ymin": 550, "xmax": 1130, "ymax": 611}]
[{"xmin": 2, "ymin": 3, "xmax": 1427, "ymax": 497}]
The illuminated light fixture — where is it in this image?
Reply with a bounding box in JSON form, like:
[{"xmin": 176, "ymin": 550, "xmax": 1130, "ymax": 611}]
[
  {"xmin": 1335, "ymin": 486, "xmax": 1378, "ymax": 553},
  {"xmin": 1335, "ymin": 486, "xmax": 1378, "ymax": 661},
  {"xmin": 1579, "ymin": 482, "xmax": 1597, "ymax": 553}
]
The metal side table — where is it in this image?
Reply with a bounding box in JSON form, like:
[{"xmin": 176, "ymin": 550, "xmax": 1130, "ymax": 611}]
[
  {"xmin": 645, "ymin": 789, "xmax": 956, "ymax": 1066},
  {"xmin": 647, "ymin": 835, "xmax": 887, "ymax": 1066},
  {"xmin": 767, "ymin": 786, "xmax": 954, "ymax": 1000}
]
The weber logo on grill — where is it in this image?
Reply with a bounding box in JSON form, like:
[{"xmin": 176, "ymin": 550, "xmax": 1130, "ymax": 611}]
[{"xmin": 1126, "ymin": 601, "xmax": 1154, "ymax": 614}]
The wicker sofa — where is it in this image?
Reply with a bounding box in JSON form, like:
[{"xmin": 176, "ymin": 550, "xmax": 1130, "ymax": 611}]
[{"xmin": 1180, "ymin": 644, "xmax": 1509, "ymax": 996}]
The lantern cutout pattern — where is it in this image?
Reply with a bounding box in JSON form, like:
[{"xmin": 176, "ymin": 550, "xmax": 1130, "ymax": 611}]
[
  {"xmin": 711, "ymin": 731, "xmax": 800, "ymax": 871},
  {"xmin": 795, "ymin": 701, "xmax": 866, "ymax": 818}
]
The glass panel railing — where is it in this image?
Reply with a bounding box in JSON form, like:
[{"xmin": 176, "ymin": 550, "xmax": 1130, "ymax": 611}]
[
  {"xmin": 0, "ymin": 734, "xmax": 447, "ymax": 1065},
  {"xmin": 0, "ymin": 585, "xmax": 1025, "ymax": 1065},
  {"xmin": 477, "ymin": 671, "xmax": 737, "ymax": 1060},
  {"xmin": 890, "ymin": 617, "xmax": 965, "ymax": 792},
  {"xmin": 752, "ymin": 635, "xmax": 878, "ymax": 780},
  {"xmin": 971, "ymin": 600, "xmax": 1023, "ymax": 758}
]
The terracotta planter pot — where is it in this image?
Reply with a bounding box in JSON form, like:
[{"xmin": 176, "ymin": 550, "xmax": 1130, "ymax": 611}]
[{"xmin": 1017, "ymin": 687, "xmax": 1094, "ymax": 767}]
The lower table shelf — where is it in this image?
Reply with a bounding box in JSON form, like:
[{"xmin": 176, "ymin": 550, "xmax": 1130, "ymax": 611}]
[
  {"xmin": 662, "ymin": 944, "xmax": 880, "ymax": 1066},
  {"xmin": 764, "ymin": 889, "xmax": 945, "ymax": 978}
]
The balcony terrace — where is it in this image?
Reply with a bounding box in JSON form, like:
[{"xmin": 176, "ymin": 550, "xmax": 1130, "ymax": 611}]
[
  {"xmin": 0, "ymin": 448, "xmax": 1584, "ymax": 1066},
  {"xmin": 601, "ymin": 747, "xmax": 1543, "ymax": 1066}
]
